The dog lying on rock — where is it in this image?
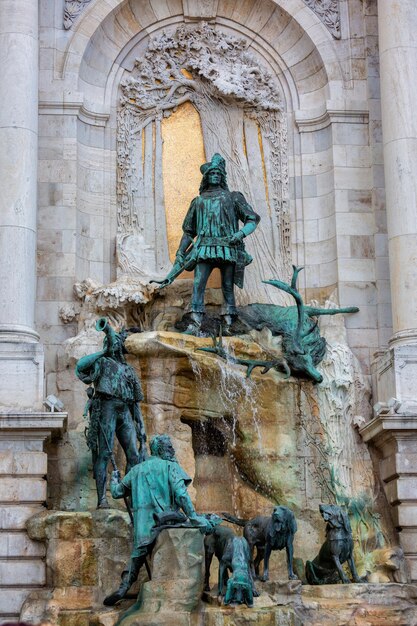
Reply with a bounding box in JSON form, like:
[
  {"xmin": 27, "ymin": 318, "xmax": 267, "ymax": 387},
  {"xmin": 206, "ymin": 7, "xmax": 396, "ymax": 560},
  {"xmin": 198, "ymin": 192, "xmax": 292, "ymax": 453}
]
[
  {"xmin": 204, "ymin": 525, "xmax": 258, "ymax": 606},
  {"xmin": 223, "ymin": 505, "xmax": 298, "ymax": 581},
  {"xmin": 306, "ymin": 504, "xmax": 364, "ymax": 585}
]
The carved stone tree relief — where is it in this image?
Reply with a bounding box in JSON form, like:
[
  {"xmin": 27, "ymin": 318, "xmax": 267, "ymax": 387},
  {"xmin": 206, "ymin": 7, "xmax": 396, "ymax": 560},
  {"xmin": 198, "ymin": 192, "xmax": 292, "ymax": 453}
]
[
  {"xmin": 117, "ymin": 23, "xmax": 291, "ymax": 304},
  {"xmin": 63, "ymin": 0, "xmax": 93, "ymax": 29},
  {"xmin": 303, "ymin": 0, "xmax": 341, "ymax": 39}
]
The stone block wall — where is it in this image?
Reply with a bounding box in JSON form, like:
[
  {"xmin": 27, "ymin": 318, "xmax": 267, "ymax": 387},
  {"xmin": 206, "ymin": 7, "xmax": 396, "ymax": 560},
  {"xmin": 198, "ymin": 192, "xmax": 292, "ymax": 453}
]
[
  {"xmin": 19, "ymin": 509, "xmax": 134, "ymax": 626},
  {"xmin": 0, "ymin": 413, "xmax": 66, "ymax": 624}
]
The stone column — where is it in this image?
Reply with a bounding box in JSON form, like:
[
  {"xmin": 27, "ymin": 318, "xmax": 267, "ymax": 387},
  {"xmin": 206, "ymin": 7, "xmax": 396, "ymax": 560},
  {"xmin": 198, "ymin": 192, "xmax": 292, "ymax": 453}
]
[
  {"xmin": 367, "ymin": 0, "xmax": 417, "ymax": 584},
  {"xmin": 378, "ymin": 0, "xmax": 417, "ymax": 343},
  {"xmin": 0, "ymin": 0, "xmax": 43, "ymax": 409}
]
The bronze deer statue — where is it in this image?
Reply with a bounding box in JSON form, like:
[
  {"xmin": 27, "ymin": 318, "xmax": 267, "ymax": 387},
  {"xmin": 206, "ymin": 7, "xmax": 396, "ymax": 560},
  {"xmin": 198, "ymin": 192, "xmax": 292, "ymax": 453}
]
[{"xmin": 237, "ymin": 266, "xmax": 359, "ymax": 383}]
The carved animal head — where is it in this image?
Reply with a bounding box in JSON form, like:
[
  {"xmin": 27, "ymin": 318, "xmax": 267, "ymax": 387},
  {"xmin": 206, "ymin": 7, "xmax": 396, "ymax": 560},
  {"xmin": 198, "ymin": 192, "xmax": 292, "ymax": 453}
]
[
  {"xmin": 263, "ymin": 268, "xmax": 324, "ymax": 383},
  {"xmin": 319, "ymin": 504, "xmax": 351, "ymax": 534},
  {"xmin": 282, "ymin": 338, "xmax": 323, "ymax": 384},
  {"xmin": 370, "ymin": 547, "xmax": 405, "ymax": 576},
  {"xmin": 272, "ymin": 505, "xmax": 297, "ymax": 536}
]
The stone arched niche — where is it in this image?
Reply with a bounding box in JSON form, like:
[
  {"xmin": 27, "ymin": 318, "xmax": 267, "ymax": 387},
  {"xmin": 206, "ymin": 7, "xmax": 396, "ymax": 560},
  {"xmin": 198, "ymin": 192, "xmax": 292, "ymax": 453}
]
[{"xmin": 116, "ymin": 23, "xmax": 291, "ymax": 304}]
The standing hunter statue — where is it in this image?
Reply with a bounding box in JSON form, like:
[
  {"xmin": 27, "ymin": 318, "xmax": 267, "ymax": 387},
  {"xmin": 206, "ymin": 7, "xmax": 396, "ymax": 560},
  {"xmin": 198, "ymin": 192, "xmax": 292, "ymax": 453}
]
[
  {"xmin": 155, "ymin": 153, "xmax": 260, "ymax": 335},
  {"xmin": 76, "ymin": 318, "xmax": 147, "ymax": 508}
]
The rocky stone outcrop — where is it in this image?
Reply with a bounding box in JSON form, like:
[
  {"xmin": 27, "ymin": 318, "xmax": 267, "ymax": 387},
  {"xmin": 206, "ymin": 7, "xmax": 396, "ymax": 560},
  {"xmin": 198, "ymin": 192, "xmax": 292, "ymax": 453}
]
[
  {"xmin": 116, "ymin": 528, "xmax": 205, "ymax": 626},
  {"xmin": 20, "ymin": 510, "xmax": 134, "ymax": 625}
]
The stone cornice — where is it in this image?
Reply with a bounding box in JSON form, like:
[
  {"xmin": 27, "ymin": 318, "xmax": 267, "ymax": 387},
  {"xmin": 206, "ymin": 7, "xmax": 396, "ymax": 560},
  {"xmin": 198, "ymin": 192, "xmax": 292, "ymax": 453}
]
[
  {"xmin": 39, "ymin": 100, "xmax": 83, "ymax": 116},
  {"xmin": 39, "ymin": 100, "xmax": 110, "ymax": 126},
  {"xmin": 0, "ymin": 412, "xmax": 67, "ymax": 441},
  {"xmin": 360, "ymin": 414, "xmax": 417, "ymax": 445},
  {"xmin": 295, "ymin": 100, "xmax": 369, "ymax": 132}
]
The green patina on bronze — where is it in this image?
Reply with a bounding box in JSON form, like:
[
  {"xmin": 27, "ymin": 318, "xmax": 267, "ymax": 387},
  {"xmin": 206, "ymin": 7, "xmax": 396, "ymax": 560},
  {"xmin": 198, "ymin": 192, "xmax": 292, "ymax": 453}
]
[
  {"xmin": 240, "ymin": 266, "xmax": 359, "ymax": 383},
  {"xmin": 75, "ymin": 317, "xmax": 147, "ymax": 509},
  {"xmin": 104, "ymin": 434, "xmax": 220, "ymax": 608},
  {"xmin": 197, "ymin": 266, "xmax": 359, "ymax": 383},
  {"xmin": 153, "ymin": 153, "xmax": 260, "ymax": 334}
]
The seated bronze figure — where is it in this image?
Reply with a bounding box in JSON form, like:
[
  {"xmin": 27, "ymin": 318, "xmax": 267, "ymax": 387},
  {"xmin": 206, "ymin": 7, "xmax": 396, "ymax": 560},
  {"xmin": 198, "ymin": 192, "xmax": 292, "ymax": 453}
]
[{"xmin": 306, "ymin": 504, "xmax": 364, "ymax": 585}]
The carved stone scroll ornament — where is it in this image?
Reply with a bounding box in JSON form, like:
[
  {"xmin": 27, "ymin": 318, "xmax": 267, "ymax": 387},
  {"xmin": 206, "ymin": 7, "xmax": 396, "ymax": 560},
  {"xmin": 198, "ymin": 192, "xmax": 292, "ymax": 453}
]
[
  {"xmin": 63, "ymin": 0, "xmax": 93, "ymax": 29},
  {"xmin": 117, "ymin": 23, "xmax": 291, "ymax": 305},
  {"xmin": 303, "ymin": 0, "xmax": 341, "ymax": 39}
]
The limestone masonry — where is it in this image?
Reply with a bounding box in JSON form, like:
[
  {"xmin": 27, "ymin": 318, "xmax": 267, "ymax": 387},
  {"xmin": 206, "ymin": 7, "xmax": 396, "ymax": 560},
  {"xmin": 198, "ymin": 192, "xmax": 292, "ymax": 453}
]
[{"xmin": 0, "ymin": 0, "xmax": 417, "ymax": 623}]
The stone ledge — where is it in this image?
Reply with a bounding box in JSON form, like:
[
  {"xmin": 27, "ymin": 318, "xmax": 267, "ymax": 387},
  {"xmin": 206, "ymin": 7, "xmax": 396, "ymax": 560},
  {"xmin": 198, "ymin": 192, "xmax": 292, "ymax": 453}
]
[
  {"xmin": 118, "ymin": 583, "xmax": 417, "ymax": 626},
  {"xmin": 0, "ymin": 412, "xmax": 67, "ymax": 437},
  {"xmin": 360, "ymin": 414, "xmax": 417, "ymax": 444}
]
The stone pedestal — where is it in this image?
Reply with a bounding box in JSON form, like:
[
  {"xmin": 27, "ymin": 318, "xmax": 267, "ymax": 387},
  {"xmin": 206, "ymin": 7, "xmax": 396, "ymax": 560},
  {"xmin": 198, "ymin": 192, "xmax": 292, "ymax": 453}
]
[
  {"xmin": 0, "ymin": 413, "xmax": 66, "ymax": 623},
  {"xmin": 19, "ymin": 509, "xmax": 132, "ymax": 626},
  {"xmin": 117, "ymin": 528, "xmax": 205, "ymax": 626},
  {"xmin": 372, "ymin": 343, "xmax": 417, "ymax": 410},
  {"xmin": 369, "ymin": 343, "xmax": 417, "ymax": 582},
  {"xmin": 0, "ymin": 342, "xmax": 44, "ymax": 410},
  {"xmin": 360, "ymin": 413, "xmax": 417, "ymax": 583}
]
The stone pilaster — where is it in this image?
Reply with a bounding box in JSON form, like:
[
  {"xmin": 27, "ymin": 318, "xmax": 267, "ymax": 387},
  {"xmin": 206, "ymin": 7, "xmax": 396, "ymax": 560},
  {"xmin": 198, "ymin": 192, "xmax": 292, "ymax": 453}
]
[
  {"xmin": 378, "ymin": 0, "xmax": 417, "ymax": 343},
  {"xmin": 360, "ymin": 412, "xmax": 417, "ymax": 582},
  {"xmin": 0, "ymin": 0, "xmax": 43, "ymax": 409},
  {"xmin": 0, "ymin": 413, "xmax": 66, "ymax": 622},
  {"xmin": 370, "ymin": 0, "xmax": 417, "ymax": 581}
]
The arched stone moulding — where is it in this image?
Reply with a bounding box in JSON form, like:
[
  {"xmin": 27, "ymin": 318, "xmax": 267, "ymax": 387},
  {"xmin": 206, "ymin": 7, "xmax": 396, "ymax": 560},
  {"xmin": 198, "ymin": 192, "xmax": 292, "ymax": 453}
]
[
  {"xmin": 62, "ymin": 0, "xmax": 343, "ymax": 97},
  {"xmin": 52, "ymin": 0, "xmax": 371, "ymax": 313},
  {"xmin": 64, "ymin": 0, "xmax": 341, "ymax": 40}
]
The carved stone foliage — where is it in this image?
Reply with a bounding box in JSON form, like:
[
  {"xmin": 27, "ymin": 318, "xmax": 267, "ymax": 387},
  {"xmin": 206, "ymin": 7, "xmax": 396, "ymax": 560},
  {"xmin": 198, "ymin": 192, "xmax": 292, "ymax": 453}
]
[
  {"xmin": 117, "ymin": 23, "xmax": 291, "ymax": 305},
  {"xmin": 303, "ymin": 0, "xmax": 341, "ymax": 39},
  {"xmin": 63, "ymin": 0, "xmax": 93, "ymax": 29}
]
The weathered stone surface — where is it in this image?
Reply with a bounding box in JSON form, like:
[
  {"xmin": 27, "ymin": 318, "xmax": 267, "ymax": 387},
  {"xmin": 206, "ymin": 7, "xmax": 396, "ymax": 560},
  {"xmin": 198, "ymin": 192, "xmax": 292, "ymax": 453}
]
[
  {"xmin": 21, "ymin": 509, "xmax": 133, "ymax": 624},
  {"xmin": 121, "ymin": 328, "xmax": 394, "ymax": 578},
  {"xmin": 200, "ymin": 582, "xmax": 417, "ymax": 625},
  {"xmin": 117, "ymin": 528, "xmax": 205, "ymax": 626}
]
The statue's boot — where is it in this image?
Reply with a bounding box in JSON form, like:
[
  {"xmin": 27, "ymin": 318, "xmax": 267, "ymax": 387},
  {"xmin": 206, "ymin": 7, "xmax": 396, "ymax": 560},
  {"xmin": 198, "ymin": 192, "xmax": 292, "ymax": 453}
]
[
  {"xmin": 103, "ymin": 557, "xmax": 144, "ymax": 606},
  {"xmin": 95, "ymin": 467, "xmax": 110, "ymax": 509},
  {"xmin": 183, "ymin": 312, "xmax": 203, "ymax": 336},
  {"xmin": 221, "ymin": 314, "xmax": 238, "ymax": 336}
]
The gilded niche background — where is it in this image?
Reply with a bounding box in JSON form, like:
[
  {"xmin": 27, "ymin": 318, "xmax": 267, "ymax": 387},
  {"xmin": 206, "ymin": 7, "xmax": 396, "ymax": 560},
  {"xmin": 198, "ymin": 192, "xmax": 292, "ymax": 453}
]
[{"xmin": 116, "ymin": 23, "xmax": 291, "ymax": 305}]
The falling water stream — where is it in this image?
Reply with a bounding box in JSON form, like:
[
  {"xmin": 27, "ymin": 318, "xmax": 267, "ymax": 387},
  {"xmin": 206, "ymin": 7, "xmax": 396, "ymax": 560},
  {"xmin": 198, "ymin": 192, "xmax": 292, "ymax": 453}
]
[{"xmin": 189, "ymin": 340, "xmax": 263, "ymax": 451}]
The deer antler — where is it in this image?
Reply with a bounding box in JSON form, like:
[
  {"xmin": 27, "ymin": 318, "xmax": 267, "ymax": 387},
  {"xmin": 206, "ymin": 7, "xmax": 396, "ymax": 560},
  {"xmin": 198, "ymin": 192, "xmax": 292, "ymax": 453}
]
[
  {"xmin": 263, "ymin": 265, "xmax": 306, "ymax": 355},
  {"xmin": 196, "ymin": 334, "xmax": 291, "ymax": 379}
]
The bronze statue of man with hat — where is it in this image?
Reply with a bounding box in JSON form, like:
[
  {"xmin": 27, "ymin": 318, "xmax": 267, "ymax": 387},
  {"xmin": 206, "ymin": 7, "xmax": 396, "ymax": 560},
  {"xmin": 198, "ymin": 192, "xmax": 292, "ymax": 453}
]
[{"xmin": 155, "ymin": 153, "xmax": 260, "ymax": 335}]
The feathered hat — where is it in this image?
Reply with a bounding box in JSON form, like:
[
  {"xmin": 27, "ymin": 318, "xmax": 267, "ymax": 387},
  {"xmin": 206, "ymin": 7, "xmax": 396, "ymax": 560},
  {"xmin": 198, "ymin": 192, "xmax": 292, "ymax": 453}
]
[{"xmin": 200, "ymin": 153, "xmax": 226, "ymax": 176}]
